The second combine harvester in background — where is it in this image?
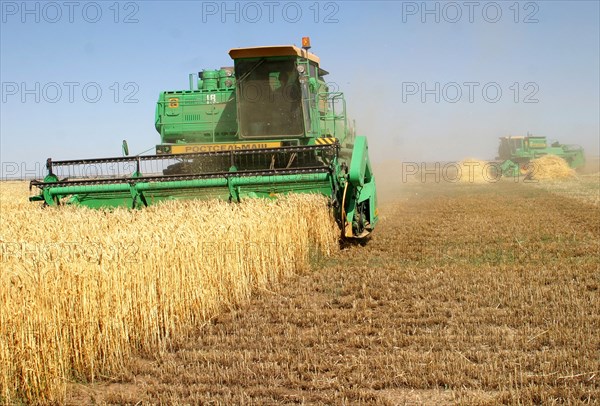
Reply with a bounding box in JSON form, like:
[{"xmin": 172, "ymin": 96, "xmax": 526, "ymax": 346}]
[
  {"xmin": 30, "ymin": 38, "xmax": 378, "ymax": 239},
  {"xmin": 496, "ymin": 134, "xmax": 585, "ymax": 176}
]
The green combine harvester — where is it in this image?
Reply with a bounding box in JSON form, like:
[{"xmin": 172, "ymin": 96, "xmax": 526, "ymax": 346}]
[
  {"xmin": 496, "ymin": 134, "xmax": 585, "ymax": 176},
  {"xmin": 30, "ymin": 38, "xmax": 378, "ymax": 239}
]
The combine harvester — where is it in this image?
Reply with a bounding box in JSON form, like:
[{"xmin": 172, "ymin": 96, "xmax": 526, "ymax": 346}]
[
  {"xmin": 30, "ymin": 38, "xmax": 378, "ymax": 239},
  {"xmin": 496, "ymin": 134, "xmax": 585, "ymax": 176}
]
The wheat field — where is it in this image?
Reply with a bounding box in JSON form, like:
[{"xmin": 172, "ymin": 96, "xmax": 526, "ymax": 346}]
[
  {"xmin": 2, "ymin": 171, "xmax": 599, "ymax": 405},
  {"xmin": 0, "ymin": 182, "xmax": 338, "ymax": 404}
]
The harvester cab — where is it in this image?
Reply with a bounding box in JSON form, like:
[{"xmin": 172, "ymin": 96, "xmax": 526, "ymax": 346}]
[{"xmin": 30, "ymin": 38, "xmax": 378, "ymax": 239}]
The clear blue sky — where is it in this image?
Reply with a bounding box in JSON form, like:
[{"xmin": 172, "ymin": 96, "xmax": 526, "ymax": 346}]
[{"xmin": 1, "ymin": 1, "xmax": 598, "ymax": 178}]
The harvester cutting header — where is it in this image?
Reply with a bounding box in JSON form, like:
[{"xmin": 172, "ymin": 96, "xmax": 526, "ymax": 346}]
[{"xmin": 30, "ymin": 37, "xmax": 378, "ymax": 239}]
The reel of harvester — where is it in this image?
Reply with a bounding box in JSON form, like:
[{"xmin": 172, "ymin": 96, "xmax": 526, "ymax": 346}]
[{"xmin": 30, "ymin": 144, "xmax": 338, "ymax": 208}]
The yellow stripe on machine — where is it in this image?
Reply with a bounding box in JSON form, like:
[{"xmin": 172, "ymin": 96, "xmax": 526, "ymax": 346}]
[
  {"xmin": 172, "ymin": 142, "xmax": 282, "ymax": 154},
  {"xmin": 315, "ymin": 137, "xmax": 337, "ymax": 145}
]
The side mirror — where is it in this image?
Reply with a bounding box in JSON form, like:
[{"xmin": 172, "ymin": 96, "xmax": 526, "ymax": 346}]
[{"xmin": 122, "ymin": 140, "xmax": 129, "ymax": 156}]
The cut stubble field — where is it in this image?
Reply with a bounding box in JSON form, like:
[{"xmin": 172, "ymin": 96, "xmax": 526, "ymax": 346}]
[{"xmin": 63, "ymin": 174, "xmax": 600, "ymax": 405}]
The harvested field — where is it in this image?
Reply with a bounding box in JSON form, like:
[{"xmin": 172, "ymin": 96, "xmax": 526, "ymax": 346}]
[
  {"xmin": 532, "ymin": 173, "xmax": 600, "ymax": 207},
  {"xmin": 56, "ymin": 177, "xmax": 599, "ymax": 405},
  {"xmin": 530, "ymin": 157, "xmax": 600, "ymax": 206}
]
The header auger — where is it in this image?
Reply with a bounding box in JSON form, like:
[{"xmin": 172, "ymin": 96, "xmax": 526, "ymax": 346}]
[{"xmin": 30, "ymin": 38, "xmax": 378, "ymax": 239}]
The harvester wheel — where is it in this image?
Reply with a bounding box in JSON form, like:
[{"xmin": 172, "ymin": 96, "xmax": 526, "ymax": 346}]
[{"xmin": 353, "ymin": 201, "xmax": 368, "ymax": 236}]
